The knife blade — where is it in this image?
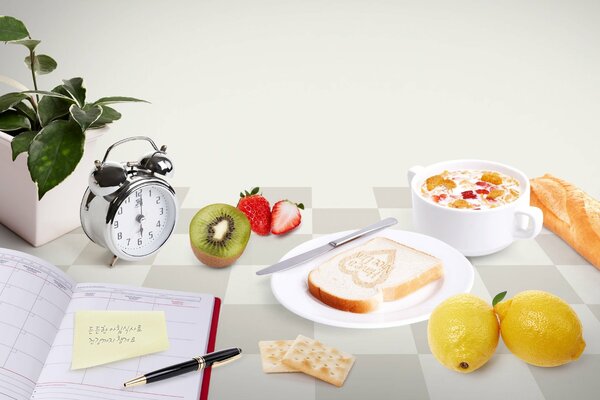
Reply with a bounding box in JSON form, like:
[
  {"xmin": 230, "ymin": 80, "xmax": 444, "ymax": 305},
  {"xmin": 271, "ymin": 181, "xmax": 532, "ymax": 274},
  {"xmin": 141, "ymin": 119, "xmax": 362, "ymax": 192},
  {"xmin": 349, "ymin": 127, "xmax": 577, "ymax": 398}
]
[{"xmin": 255, "ymin": 217, "xmax": 398, "ymax": 276}]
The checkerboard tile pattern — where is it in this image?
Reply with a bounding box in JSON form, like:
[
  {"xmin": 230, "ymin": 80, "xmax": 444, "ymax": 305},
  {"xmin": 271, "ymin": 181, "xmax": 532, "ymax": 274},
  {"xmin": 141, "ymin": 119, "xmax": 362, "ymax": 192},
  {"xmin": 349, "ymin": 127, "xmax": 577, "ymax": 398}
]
[{"xmin": 0, "ymin": 186, "xmax": 598, "ymax": 399}]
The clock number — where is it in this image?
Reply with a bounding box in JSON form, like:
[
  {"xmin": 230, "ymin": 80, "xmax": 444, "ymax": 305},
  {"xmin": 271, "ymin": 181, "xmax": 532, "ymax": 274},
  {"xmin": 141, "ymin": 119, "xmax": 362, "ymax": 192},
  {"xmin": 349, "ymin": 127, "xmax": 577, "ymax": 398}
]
[
  {"xmin": 137, "ymin": 238, "xmax": 143, "ymax": 246},
  {"xmin": 117, "ymin": 207, "xmax": 123, "ymax": 215},
  {"xmin": 127, "ymin": 238, "xmax": 131, "ymax": 245},
  {"xmin": 117, "ymin": 232, "xmax": 122, "ymax": 240},
  {"xmin": 156, "ymin": 220, "xmax": 161, "ymax": 228},
  {"xmin": 160, "ymin": 208, "xmax": 164, "ymax": 215},
  {"xmin": 125, "ymin": 197, "xmax": 131, "ymax": 204},
  {"xmin": 113, "ymin": 221, "xmax": 119, "ymax": 229},
  {"xmin": 156, "ymin": 196, "xmax": 161, "ymax": 204},
  {"xmin": 149, "ymin": 189, "xmax": 152, "ymax": 197},
  {"xmin": 149, "ymin": 231, "xmax": 154, "ymax": 239},
  {"xmin": 136, "ymin": 189, "xmax": 142, "ymax": 197}
]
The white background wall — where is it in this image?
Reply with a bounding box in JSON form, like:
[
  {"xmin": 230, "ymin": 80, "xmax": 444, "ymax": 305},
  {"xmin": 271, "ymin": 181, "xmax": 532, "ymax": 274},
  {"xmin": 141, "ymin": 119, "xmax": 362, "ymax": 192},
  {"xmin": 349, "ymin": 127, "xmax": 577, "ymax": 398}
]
[{"xmin": 2, "ymin": 0, "xmax": 599, "ymax": 200}]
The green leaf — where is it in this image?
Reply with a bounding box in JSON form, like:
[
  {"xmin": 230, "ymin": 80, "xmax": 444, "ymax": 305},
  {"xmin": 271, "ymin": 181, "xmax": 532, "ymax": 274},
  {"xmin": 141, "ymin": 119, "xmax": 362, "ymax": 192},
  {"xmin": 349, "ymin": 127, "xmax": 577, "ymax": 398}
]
[
  {"xmin": 13, "ymin": 101, "xmax": 37, "ymax": 122},
  {"xmin": 89, "ymin": 105, "xmax": 121, "ymax": 128},
  {"xmin": 10, "ymin": 39, "xmax": 40, "ymax": 51},
  {"xmin": 93, "ymin": 96, "xmax": 148, "ymax": 106},
  {"xmin": 0, "ymin": 16, "xmax": 29, "ymax": 41},
  {"xmin": 61, "ymin": 77, "xmax": 86, "ymax": 107},
  {"xmin": 492, "ymin": 291, "xmax": 507, "ymax": 307},
  {"xmin": 0, "ymin": 92, "xmax": 28, "ymax": 113},
  {"xmin": 251, "ymin": 187, "xmax": 260, "ymax": 195},
  {"xmin": 24, "ymin": 54, "xmax": 57, "ymax": 75},
  {"xmin": 27, "ymin": 119, "xmax": 85, "ymax": 199},
  {"xmin": 22, "ymin": 90, "xmax": 76, "ymax": 103},
  {"xmin": 38, "ymin": 85, "xmax": 72, "ymax": 126},
  {"xmin": 0, "ymin": 110, "xmax": 31, "ymax": 131},
  {"xmin": 69, "ymin": 104, "xmax": 102, "ymax": 132},
  {"xmin": 297, "ymin": 203, "xmax": 305, "ymax": 210},
  {"xmin": 11, "ymin": 130, "xmax": 37, "ymax": 160}
]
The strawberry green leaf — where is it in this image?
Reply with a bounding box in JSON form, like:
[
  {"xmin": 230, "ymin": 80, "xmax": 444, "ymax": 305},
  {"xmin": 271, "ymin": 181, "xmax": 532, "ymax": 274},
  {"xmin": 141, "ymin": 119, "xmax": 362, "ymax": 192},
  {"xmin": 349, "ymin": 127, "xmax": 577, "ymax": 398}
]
[
  {"xmin": 27, "ymin": 119, "xmax": 85, "ymax": 199},
  {"xmin": 251, "ymin": 187, "xmax": 259, "ymax": 195},
  {"xmin": 239, "ymin": 192, "xmax": 244, "ymax": 198},
  {"xmin": 11, "ymin": 130, "xmax": 37, "ymax": 160},
  {"xmin": 297, "ymin": 203, "xmax": 304, "ymax": 210},
  {"xmin": 492, "ymin": 291, "xmax": 507, "ymax": 306}
]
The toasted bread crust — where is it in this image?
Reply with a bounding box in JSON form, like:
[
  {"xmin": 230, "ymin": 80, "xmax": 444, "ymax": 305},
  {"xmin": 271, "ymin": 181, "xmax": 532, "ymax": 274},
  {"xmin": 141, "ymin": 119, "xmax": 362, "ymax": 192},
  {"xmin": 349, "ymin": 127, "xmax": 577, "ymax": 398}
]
[{"xmin": 308, "ymin": 270, "xmax": 379, "ymax": 313}]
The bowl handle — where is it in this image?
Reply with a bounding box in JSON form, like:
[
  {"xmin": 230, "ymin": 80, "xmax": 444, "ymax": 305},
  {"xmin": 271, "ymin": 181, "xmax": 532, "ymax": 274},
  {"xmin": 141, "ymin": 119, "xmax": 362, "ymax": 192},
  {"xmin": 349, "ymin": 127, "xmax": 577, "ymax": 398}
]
[
  {"xmin": 513, "ymin": 206, "xmax": 544, "ymax": 239},
  {"xmin": 407, "ymin": 166, "xmax": 424, "ymax": 185}
]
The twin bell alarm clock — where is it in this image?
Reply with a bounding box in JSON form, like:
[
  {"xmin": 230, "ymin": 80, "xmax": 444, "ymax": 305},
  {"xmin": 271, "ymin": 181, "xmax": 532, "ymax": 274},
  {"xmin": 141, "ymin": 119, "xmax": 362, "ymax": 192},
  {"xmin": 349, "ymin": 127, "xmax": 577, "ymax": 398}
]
[{"xmin": 80, "ymin": 136, "xmax": 178, "ymax": 266}]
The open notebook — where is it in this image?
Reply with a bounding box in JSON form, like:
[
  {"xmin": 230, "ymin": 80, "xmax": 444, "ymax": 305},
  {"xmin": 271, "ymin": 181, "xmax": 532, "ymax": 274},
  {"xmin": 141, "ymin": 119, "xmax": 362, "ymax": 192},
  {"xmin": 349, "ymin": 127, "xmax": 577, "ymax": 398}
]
[{"xmin": 0, "ymin": 248, "xmax": 221, "ymax": 400}]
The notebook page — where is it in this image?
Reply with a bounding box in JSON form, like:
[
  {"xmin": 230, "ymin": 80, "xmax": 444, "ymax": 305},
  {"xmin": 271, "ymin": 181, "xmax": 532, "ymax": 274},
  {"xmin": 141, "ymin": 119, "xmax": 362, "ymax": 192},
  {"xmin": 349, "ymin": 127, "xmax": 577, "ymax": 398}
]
[
  {"xmin": 34, "ymin": 283, "xmax": 215, "ymax": 400},
  {"xmin": 0, "ymin": 249, "xmax": 76, "ymax": 400}
]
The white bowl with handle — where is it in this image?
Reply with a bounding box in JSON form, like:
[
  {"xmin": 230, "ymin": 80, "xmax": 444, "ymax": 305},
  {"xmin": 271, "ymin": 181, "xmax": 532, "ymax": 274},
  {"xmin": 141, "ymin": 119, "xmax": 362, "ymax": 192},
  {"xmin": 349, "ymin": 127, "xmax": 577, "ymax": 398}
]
[{"xmin": 407, "ymin": 159, "xmax": 543, "ymax": 257}]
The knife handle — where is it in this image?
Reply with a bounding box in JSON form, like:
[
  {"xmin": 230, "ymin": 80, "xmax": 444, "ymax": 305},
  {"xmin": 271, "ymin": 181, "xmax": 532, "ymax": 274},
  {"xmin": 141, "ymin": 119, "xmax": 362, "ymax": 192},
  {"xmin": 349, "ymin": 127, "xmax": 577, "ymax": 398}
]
[{"xmin": 329, "ymin": 217, "xmax": 398, "ymax": 247}]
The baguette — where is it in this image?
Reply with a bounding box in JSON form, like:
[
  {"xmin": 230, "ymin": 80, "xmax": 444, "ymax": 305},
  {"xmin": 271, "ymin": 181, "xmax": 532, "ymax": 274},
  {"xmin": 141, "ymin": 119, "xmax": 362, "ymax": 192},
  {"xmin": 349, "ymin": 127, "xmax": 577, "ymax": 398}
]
[
  {"xmin": 530, "ymin": 174, "xmax": 600, "ymax": 270},
  {"xmin": 308, "ymin": 237, "xmax": 443, "ymax": 313}
]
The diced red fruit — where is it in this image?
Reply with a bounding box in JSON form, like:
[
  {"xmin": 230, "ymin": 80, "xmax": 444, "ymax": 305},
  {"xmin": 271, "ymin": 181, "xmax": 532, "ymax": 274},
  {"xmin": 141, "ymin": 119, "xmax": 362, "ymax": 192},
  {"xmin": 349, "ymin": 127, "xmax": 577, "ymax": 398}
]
[
  {"xmin": 476, "ymin": 181, "xmax": 488, "ymax": 187},
  {"xmin": 461, "ymin": 190, "xmax": 477, "ymax": 199},
  {"xmin": 476, "ymin": 189, "xmax": 489, "ymax": 195},
  {"xmin": 237, "ymin": 188, "xmax": 271, "ymax": 235},
  {"xmin": 433, "ymin": 194, "xmax": 448, "ymax": 203},
  {"xmin": 271, "ymin": 200, "xmax": 303, "ymax": 235}
]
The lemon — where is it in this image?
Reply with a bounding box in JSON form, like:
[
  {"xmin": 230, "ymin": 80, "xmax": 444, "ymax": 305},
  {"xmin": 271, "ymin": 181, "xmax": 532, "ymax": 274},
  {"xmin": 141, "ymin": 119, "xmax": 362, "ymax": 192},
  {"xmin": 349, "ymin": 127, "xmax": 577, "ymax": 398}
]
[
  {"xmin": 494, "ymin": 290, "xmax": 585, "ymax": 367},
  {"xmin": 428, "ymin": 294, "xmax": 499, "ymax": 373}
]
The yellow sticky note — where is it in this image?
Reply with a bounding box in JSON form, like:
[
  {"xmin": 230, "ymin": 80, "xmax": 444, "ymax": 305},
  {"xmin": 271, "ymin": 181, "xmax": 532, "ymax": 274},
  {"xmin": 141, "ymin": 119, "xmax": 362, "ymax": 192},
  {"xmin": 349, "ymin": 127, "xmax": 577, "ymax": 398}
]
[{"xmin": 72, "ymin": 311, "xmax": 169, "ymax": 370}]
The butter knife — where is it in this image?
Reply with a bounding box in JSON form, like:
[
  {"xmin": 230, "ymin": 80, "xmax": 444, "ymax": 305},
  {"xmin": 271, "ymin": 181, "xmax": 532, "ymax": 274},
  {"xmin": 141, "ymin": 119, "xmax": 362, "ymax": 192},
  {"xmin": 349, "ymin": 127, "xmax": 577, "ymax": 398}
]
[{"xmin": 255, "ymin": 217, "xmax": 398, "ymax": 275}]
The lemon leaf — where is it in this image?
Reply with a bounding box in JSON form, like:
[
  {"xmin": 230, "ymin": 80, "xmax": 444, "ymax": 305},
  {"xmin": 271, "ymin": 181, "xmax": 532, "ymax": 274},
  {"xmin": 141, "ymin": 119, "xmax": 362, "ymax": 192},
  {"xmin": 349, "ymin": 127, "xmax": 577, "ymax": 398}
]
[{"xmin": 492, "ymin": 291, "xmax": 507, "ymax": 306}]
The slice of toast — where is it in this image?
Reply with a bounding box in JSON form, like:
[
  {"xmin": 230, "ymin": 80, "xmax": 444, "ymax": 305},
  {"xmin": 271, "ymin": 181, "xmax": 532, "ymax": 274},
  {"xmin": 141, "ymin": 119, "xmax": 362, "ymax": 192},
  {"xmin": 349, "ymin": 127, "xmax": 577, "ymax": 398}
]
[{"xmin": 308, "ymin": 237, "xmax": 443, "ymax": 313}]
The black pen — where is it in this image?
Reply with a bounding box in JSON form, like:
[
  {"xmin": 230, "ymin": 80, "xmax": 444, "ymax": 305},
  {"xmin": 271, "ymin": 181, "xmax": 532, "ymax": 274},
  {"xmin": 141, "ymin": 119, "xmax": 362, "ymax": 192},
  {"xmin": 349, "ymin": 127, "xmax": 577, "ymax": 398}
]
[{"xmin": 124, "ymin": 348, "xmax": 242, "ymax": 387}]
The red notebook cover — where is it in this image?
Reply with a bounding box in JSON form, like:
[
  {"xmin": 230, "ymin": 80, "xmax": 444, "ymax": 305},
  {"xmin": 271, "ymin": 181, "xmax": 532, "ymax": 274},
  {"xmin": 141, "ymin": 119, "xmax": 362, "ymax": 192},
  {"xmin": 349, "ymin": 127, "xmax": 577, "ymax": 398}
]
[{"xmin": 199, "ymin": 296, "xmax": 222, "ymax": 400}]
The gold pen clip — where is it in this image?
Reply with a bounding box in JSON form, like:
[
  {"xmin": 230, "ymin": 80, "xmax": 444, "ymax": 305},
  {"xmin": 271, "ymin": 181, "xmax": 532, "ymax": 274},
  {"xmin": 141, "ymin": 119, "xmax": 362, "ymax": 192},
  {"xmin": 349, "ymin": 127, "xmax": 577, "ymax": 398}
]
[{"xmin": 212, "ymin": 354, "xmax": 242, "ymax": 368}]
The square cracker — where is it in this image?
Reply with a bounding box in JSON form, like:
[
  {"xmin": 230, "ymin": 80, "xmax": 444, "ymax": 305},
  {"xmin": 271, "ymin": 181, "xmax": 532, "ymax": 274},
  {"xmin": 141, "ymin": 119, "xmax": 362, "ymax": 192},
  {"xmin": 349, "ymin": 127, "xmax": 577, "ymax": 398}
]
[
  {"xmin": 259, "ymin": 340, "xmax": 298, "ymax": 373},
  {"xmin": 281, "ymin": 335, "xmax": 355, "ymax": 387}
]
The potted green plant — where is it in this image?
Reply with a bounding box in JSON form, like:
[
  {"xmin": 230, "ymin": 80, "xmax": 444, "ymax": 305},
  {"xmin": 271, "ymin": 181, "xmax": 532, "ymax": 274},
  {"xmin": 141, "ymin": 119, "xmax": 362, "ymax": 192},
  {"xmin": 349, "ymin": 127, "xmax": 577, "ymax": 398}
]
[{"xmin": 0, "ymin": 15, "xmax": 147, "ymax": 246}]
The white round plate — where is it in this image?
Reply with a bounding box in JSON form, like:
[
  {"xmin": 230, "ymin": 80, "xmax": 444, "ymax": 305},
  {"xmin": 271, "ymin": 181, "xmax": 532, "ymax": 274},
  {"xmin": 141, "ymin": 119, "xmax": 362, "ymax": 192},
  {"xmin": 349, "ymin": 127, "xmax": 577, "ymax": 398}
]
[{"xmin": 271, "ymin": 229, "xmax": 474, "ymax": 329}]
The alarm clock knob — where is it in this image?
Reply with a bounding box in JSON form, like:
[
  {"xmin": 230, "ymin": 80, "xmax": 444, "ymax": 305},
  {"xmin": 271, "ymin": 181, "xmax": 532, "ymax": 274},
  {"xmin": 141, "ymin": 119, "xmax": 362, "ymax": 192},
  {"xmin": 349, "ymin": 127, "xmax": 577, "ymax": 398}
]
[
  {"xmin": 138, "ymin": 150, "xmax": 174, "ymax": 178},
  {"xmin": 89, "ymin": 160, "xmax": 128, "ymax": 196}
]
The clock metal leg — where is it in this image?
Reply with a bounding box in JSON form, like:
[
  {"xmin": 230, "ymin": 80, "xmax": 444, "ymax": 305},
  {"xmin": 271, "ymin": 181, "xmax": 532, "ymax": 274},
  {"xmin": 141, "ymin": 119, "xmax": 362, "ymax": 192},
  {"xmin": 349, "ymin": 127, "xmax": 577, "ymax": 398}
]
[{"xmin": 110, "ymin": 255, "xmax": 118, "ymax": 268}]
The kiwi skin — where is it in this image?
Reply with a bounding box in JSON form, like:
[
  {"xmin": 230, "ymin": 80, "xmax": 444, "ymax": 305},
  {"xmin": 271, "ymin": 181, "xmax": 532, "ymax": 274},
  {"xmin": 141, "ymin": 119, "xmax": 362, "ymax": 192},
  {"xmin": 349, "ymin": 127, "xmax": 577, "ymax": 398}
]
[{"xmin": 189, "ymin": 203, "xmax": 251, "ymax": 268}]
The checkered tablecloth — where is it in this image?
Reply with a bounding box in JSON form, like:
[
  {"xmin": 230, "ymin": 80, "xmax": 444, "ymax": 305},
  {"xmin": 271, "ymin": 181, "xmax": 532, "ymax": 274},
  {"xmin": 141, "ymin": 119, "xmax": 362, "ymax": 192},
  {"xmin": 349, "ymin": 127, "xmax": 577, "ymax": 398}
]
[{"xmin": 1, "ymin": 186, "xmax": 598, "ymax": 400}]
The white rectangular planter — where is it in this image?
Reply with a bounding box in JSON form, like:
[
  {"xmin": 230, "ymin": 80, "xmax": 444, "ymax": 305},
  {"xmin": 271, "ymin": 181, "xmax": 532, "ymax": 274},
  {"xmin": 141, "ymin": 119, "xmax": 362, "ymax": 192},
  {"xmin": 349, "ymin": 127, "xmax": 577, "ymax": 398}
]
[{"xmin": 0, "ymin": 129, "xmax": 104, "ymax": 247}]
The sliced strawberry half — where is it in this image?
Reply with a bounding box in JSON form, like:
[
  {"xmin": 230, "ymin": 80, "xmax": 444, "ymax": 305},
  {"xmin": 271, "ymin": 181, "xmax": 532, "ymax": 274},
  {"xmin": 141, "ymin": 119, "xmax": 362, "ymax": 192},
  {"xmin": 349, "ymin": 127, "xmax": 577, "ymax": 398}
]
[{"xmin": 271, "ymin": 200, "xmax": 304, "ymax": 235}]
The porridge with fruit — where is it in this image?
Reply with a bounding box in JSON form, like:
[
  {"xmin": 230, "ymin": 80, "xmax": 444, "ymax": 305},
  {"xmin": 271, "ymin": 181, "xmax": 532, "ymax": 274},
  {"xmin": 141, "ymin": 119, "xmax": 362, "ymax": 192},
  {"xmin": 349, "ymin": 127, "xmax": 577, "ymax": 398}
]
[{"xmin": 420, "ymin": 170, "xmax": 520, "ymax": 210}]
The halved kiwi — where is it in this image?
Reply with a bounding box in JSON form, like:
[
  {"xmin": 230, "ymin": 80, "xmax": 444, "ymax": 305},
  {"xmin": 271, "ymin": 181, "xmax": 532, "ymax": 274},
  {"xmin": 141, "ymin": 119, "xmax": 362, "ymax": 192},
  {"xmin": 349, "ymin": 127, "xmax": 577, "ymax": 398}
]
[{"xmin": 189, "ymin": 203, "xmax": 251, "ymax": 268}]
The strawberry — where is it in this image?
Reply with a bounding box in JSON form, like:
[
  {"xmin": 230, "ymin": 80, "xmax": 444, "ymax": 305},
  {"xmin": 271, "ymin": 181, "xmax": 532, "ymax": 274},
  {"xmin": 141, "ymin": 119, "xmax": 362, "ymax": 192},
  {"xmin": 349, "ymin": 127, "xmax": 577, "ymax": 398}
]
[
  {"xmin": 237, "ymin": 187, "xmax": 271, "ymax": 235},
  {"xmin": 271, "ymin": 200, "xmax": 304, "ymax": 235}
]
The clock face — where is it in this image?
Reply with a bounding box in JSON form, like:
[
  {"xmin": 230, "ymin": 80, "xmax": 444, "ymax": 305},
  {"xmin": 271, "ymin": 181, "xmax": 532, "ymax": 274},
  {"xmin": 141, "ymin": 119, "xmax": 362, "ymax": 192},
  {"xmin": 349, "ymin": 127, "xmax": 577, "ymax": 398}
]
[{"xmin": 109, "ymin": 184, "xmax": 176, "ymax": 257}]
